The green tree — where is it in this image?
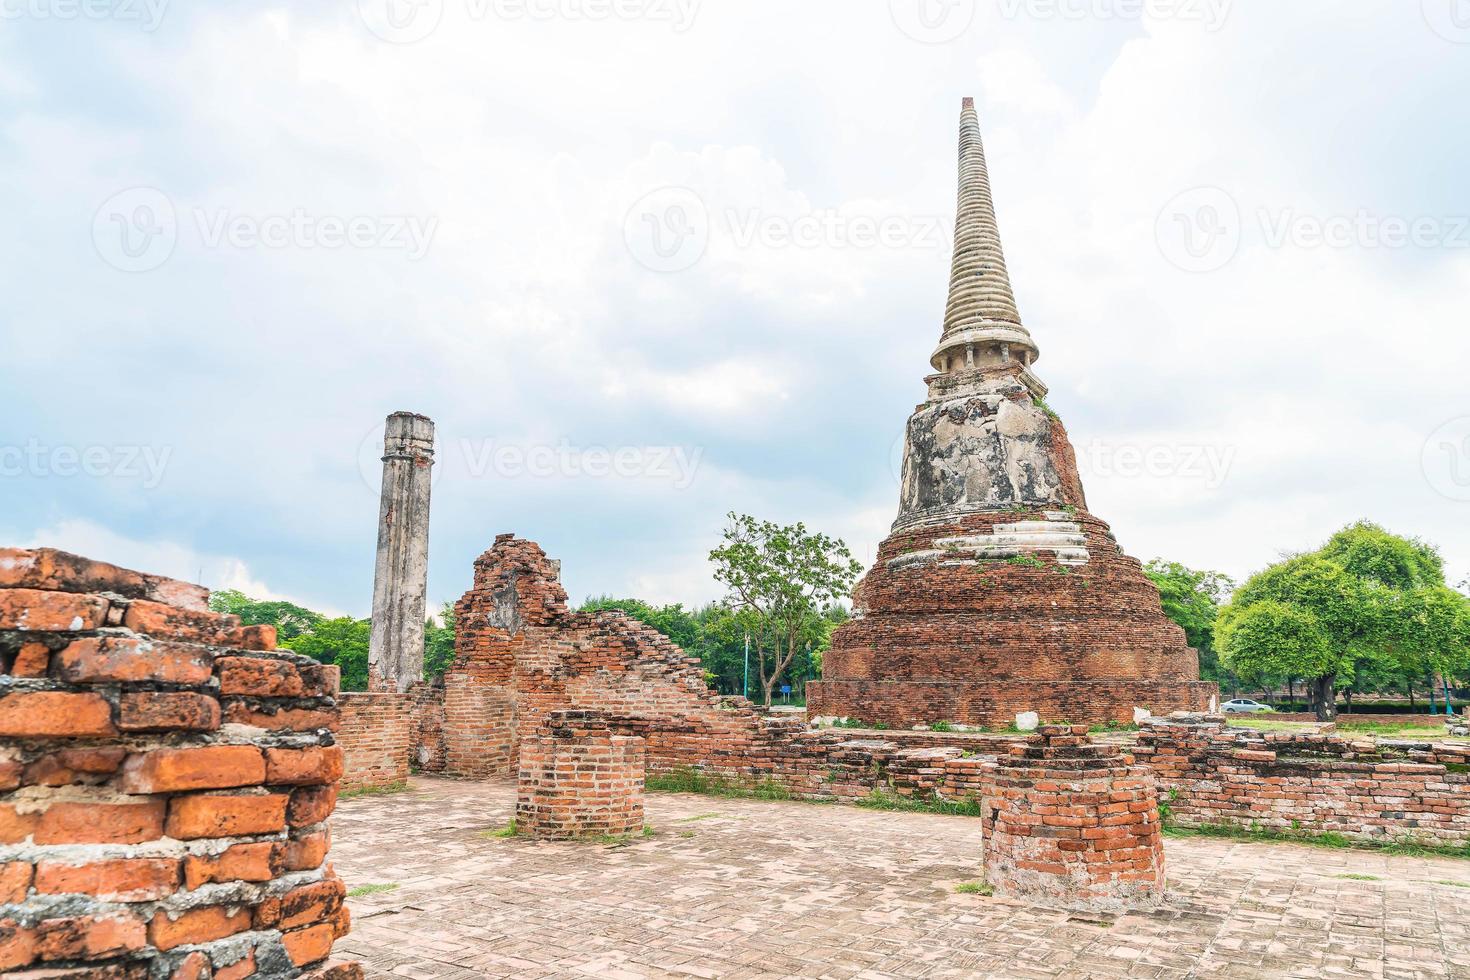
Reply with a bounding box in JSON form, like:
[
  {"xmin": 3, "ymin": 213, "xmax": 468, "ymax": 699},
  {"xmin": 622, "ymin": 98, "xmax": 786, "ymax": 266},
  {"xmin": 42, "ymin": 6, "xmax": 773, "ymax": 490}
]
[
  {"xmin": 207, "ymin": 590, "xmax": 323, "ymax": 641},
  {"xmin": 709, "ymin": 513, "xmax": 862, "ymax": 706},
  {"xmin": 1144, "ymin": 560, "xmax": 1235, "ymax": 687},
  {"xmin": 283, "ymin": 617, "xmax": 372, "ymax": 692},
  {"xmin": 424, "ymin": 601, "xmax": 457, "ymax": 681}
]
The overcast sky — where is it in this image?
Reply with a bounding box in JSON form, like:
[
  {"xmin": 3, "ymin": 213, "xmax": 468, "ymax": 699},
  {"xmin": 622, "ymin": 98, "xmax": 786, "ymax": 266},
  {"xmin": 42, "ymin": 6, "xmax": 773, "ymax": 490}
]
[{"xmin": 3, "ymin": 0, "xmax": 1469, "ymax": 617}]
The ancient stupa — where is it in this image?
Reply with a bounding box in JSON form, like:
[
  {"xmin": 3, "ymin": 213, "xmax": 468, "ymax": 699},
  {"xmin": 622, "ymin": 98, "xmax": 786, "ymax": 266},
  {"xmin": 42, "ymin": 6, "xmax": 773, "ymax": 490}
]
[{"xmin": 807, "ymin": 99, "xmax": 1217, "ymax": 728}]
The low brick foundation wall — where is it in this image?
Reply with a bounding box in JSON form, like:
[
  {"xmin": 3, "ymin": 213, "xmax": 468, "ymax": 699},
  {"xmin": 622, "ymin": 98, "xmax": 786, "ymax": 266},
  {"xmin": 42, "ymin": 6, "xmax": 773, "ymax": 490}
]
[
  {"xmin": 337, "ymin": 694, "xmax": 413, "ymax": 792},
  {"xmin": 1136, "ymin": 714, "xmax": 1470, "ymax": 845},
  {"xmin": 983, "ymin": 725, "xmax": 1163, "ymax": 913},
  {"xmin": 516, "ymin": 711, "xmax": 644, "ymax": 839},
  {"xmin": 0, "ymin": 547, "xmax": 359, "ymax": 978}
]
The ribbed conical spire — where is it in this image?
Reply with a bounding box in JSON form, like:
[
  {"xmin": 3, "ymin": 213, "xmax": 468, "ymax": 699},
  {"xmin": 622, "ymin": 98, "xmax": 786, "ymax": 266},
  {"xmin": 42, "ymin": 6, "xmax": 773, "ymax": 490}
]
[{"xmin": 930, "ymin": 98, "xmax": 1040, "ymax": 377}]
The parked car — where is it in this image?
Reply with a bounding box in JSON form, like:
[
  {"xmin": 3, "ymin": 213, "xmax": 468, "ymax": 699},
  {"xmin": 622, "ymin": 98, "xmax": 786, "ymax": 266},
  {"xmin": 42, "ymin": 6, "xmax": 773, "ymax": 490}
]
[{"xmin": 1221, "ymin": 698, "xmax": 1274, "ymax": 713}]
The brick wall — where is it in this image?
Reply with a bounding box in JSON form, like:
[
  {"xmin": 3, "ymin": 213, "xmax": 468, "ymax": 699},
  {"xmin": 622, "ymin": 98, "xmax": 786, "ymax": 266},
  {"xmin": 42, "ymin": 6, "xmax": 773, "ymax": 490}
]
[
  {"xmin": 1135, "ymin": 714, "xmax": 1470, "ymax": 845},
  {"xmin": 516, "ymin": 710, "xmax": 644, "ymax": 839},
  {"xmin": 337, "ymin": 694, "xmax": 412, "ymax": 793},
  {"xmin": 983, "ymin": 725, "xmax": 1164, "ymax": 913},
  {"xmin": 0, "ymin": 547, "xmax": 359, "ymax": 979}
]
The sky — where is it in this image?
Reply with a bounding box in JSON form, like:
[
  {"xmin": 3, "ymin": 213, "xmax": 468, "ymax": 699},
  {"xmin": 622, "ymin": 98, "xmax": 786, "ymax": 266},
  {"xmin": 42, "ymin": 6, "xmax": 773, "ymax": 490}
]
[{"xmin": 3, "ymin": 0, "xmax": 1469, "ymax": 618}]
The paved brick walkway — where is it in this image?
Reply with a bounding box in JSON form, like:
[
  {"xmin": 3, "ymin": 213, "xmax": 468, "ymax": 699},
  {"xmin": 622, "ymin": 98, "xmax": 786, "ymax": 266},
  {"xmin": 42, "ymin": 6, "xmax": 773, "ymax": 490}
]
[{"xmin": 332, "ymin": 777, "xmax": 1470, "ymax": 979}]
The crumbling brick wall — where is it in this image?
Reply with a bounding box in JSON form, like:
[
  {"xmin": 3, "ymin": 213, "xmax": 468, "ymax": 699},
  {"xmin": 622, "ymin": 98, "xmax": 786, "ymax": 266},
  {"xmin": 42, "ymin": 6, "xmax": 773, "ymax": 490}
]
[
  {"xmin": 1136, "ymin": 714, "xmax": 1470, "ymax": 845},
  {"xmin": 516, "ymin": 710, "xmax": 644, "ymax": 839},
  {"xmin": 983, "ymin": 724, "xmax": 1164, "ymax": 913},
  {"xmin": 0, "ymin": 547, "xmax": 359, "ymax": 978},
  {"xmin": 337, "ymin": 694, "xmax": 413, "ymax": 793}
]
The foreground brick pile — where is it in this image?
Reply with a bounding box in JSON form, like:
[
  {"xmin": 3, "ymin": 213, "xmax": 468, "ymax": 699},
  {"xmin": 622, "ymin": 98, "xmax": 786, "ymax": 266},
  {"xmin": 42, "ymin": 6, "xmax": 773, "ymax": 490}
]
[
  {"xmin": 983, "ymin": 724, "xmax": 1164, "ymax": 913},
  {"xmin": 516, "ymin": 710, "xmax": 644, "ymax": 839},
  {"xmin": 1136, "ymin": 714, "xmax": 1470, "ymax": 845},
  {"xmin": 0, "ymin": 547, "xmax": 358, "ymax": 978}
]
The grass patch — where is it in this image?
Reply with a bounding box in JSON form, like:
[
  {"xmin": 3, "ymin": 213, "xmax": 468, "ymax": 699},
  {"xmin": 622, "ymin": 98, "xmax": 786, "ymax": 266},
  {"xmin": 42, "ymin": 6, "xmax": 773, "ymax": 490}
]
[
  {"xmin": 478, "ymin": 819, "xmax": 519, "ymax": 839},
  {"xmin": 1005, "ymin": 555, "xmax": 1047, "ymax": 569},
  {"xmin": 677, "ymin": 830, "xmax": 695, "ymax": 839},
  {"xmin": 929, "ymin": 721, "xmax": 956, "ymax": 732},
  {"xmin": 1224, "ymin": 717, "xmax": 1319, "ymax": 732},
  {"xmin": 339, "ymin": 780, "xmax": 409, "ymax": 799},
  {"xmin": 675, "ymin": 812, "xmax": 724, "ymax": 823},
  {"xmin": 646, "ymin": 768, "xmax": 795, "ymax": 802},
  {"xmin": 347, "ymin": 882, "xmax": 400, "ymax": 898},
  {"xmin": 1335, "ymin": 873, "xmax": 1380, "ymax": 881},
  {"xmin": 954, "ymin": 881, "xmax": 993, "ymax": 896},
  {"xmin": 1162, "ymin": 820, "xmax": 1470, "ymax": 861},
  {"xmin": 1089, "ymin": 721, "xmax": 1140, "ymax": 734},
  {"xmin": 856, "ymin": 788, "xmax": 983, "ymax": 817},
  {"xmin": 1434, "ymin": 879, "xmax": 1470, "ymax": 888},
  {"xmin": 1338, "ymin": 720, "xmax": 1466, "ymax": 741}
]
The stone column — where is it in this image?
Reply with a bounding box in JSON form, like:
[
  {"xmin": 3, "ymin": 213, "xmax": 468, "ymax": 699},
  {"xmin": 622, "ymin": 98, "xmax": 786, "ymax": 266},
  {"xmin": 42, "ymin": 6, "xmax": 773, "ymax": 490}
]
[{"xmin": 367, "ymin": 412, "xmax": 434, "ymax": 693}]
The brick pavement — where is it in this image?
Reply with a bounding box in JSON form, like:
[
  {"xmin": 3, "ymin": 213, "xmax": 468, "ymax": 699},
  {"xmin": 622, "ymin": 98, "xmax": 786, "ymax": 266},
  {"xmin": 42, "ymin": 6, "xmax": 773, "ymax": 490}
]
[{"xmin": 332, "ymin": 777, "xmax": 1470, "ymax": 979}]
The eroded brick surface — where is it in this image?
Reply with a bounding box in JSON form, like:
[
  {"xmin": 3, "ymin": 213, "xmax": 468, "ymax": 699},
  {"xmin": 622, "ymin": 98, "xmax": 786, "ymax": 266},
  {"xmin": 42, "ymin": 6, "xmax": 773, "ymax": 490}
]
[{"xmin": 0, "ymin": 547, "xmax": 358, "ymax": 978}]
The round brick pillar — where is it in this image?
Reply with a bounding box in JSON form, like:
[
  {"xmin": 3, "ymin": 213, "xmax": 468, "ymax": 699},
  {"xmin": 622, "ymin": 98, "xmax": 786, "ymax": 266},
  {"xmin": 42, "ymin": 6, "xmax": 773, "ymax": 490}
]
[
  {"xmin": 516, "ymin": 710, "xmax": 645, "ymax": 839},
  {"xmin": 982, "ymin": 724, "xmax": 1164, "ymax": 913}
]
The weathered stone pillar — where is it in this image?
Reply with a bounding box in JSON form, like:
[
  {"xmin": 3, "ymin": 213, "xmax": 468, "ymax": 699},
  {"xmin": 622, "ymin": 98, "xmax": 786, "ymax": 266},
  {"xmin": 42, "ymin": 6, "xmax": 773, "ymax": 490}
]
[
  {"xmin": 982, "ymin": 724, "xmax": 1164, "ymax": 913},
  {"xmin": 516, "ymin": 710, "xmax": 645, "ymax": 839},
  {"xmin": 367, "ymin": 412, "xmax": 434, "ymax": 693}
]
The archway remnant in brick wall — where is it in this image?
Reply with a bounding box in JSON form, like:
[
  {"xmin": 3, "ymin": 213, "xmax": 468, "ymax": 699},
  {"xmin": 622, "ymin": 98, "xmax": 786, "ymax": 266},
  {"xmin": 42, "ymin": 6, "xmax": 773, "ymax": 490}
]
[
  {"xmin": 0, "ymin": 547, "xmax": 359, "ymax": 978},
  {"xmin": 982, "ymin": 724, "xmax": 1164, "ymax": 914},
  {"xmin": 516, "ymin": 710, "xmax": 645, "ymax": 840}
]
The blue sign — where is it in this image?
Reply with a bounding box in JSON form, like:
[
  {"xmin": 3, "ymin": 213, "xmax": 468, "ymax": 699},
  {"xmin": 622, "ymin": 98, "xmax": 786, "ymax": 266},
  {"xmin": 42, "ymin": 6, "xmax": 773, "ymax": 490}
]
[{"xmin": 780, "ymin": 685, "xmax": 791, "ymax": 695}]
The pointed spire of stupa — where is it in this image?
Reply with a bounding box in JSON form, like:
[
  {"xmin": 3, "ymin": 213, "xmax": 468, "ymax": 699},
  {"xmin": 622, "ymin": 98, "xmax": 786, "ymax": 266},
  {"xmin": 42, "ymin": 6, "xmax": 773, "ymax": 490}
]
[{"xmin": 929, "ymin": 98, "xmax": 1042, "ymax": 388}]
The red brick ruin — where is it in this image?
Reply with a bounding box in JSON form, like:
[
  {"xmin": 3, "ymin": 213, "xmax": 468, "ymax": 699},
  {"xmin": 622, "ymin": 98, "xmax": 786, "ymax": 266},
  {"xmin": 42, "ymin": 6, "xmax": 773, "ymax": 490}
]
[
  {"xmin": 808, "ymin": 99, "xmax": 1216, "ymax": 728},
  {"xmin": 516, "ymin": 710, "xmax": 644, "ymax": 840},
  {"xmin": 0, "ymin": 548, "xmax": 359, "ymax": 979},
  {"xmin": 983, "ymin": 725, "xmax": 1164, "ymax": 913}
]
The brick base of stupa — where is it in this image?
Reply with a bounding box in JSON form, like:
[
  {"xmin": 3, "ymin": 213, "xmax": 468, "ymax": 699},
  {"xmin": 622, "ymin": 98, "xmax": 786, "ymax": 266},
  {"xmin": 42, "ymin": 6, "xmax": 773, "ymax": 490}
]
[{"xmin": 809, "ymin": 510, "xmax": 1216, "ymax": 729}]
